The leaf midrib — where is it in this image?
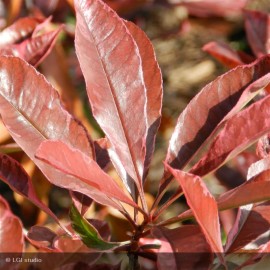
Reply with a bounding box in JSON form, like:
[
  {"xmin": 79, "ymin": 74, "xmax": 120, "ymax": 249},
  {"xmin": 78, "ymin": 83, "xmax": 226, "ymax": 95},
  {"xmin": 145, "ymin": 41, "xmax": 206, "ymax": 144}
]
[{"xmin": 79, "ymin": 4, "xmax": 144, "ymax": 190}]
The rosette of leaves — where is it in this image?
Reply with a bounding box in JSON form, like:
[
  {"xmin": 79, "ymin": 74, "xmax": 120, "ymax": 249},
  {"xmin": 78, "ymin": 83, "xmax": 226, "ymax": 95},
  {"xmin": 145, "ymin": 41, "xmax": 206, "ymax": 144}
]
[{"xmin": 1, "ymin": 0, "xmax": 270, "ymax": 269}]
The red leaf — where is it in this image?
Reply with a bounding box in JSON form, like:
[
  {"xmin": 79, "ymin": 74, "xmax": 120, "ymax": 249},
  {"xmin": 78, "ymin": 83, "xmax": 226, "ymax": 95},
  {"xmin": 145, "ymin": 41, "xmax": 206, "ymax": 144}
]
[
  {"xmin": 152, "ymin": 225, "xmax": 212, "ymax": 270},
  {"xmin": 225, "ymin": 201, "xmax": 270, "ymax": 253},
  {"xmin": 0, "ymin": 56, "xmax": 122, "ymax": 209},
  {"xmin": 163, "ymin": 169, "xmax": 270, "ymax": 227},
  {"xmin": 27, "ymin": 225, "xmax": 59, "ymax": 252},
  {"xmin": 191, "ymin": 94, "xmax": 270, "ymax": 176},
  {"xmin": 203, "ymin": 41, "xmax": 246, "ymax": 68},
  {"xmin": 0, "ymin": 17, "xmax": 42, "ymax": 47},
  {"xmin": 0, "ymin": 27, "xmax": 63, "ymax": 67},
  {"xmin": 70, "ymin": 191, "xmax": 93, "ymax": 217},
  {"xmin": 217, "ymin": 169, "xmax": 270, "ymax": 212},
  {"xmin": 0, "ymin": 153, "xmax": 62, "ymax": 226},
  {"xmin": 166, "ymin": 165, "xmax": 224, "ymax": 262},
  {"xmin": 36, "ymin": 140, "xmax": 137, "ymax": 208},
  {"xmin": 75, "ymin": 0, "xmax": 147, "ymax": 198},
  {"xmin": 125, "ymin": 21, "xmax": 163, "ymax": 181},
  {"xmin": 166, "ymin": 55, "xmax": 270, "ymax": 172},
  {"xmin": 244, "ymin": 10, "xmax": 270, "ymax": 57},
  {"xmin": 0, "ymin": 196, "xmax": 24, "ymax": 252}
]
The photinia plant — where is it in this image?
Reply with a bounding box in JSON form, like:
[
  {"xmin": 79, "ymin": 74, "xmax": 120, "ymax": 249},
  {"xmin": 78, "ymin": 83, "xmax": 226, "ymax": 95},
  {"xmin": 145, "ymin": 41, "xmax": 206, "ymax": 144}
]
[{"xmin": 1, "ymin": 0, "xmax": 270, "ymax": 269}]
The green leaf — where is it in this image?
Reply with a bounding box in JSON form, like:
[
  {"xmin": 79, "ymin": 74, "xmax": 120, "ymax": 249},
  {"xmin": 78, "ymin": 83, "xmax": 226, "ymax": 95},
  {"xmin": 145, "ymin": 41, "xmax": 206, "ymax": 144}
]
[{"xmin": 69, "ymin": 204, "xmax": 118, "ymax": 250}]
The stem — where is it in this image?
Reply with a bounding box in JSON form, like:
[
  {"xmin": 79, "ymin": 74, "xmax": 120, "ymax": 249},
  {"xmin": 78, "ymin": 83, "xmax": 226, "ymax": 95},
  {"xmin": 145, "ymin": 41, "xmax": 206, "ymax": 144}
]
[
  {"xmin": 120, "ymin": 210, "xmax": 137, "ymax": 230},
  {"xmin": 139, "ymin": 188, "xmax": 148, "ymax": 214},
  {"xmin": 128, "ymin": 253, "xmax": 140, "ymax": 270},
  {"xmin": 156, "ymin": 209, "xmax": 193, "ymax": 227},
  {"xmin": 152, "ymin": 188, "xmax": 183, "ymax": 221},
  {"xmin": 150, "ymin": 174, "xmax": 174, "ymax": 215},
  {"xmin": 134, "ymin": 188, "xmax": 139, "ymax": 224}
]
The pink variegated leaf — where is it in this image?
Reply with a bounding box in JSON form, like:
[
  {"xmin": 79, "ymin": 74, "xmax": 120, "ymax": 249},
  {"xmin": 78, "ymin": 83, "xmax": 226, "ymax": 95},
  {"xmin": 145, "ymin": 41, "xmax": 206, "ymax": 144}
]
[
  {"xmin": 166, "ymin": 165, "xmax": 224, "ymax": 263},
  {"xmin": 162, "ymin": 169, "xmax": 270, "ymax": 226},
  {"xmin": 191, "ymin": 93, "xmax": 270, "ymax": 176},
  {"xmin": 0, "ymin": 196, "xmax": 24, "ymax": 252},
  {"xmin": 0, "ymin": 56, "xmax": 125, "ymax": 210},
  {"xmin": 125, "ymin": 21, "xmax": 163, "ymax": 181},
  {"xmin": 244, "ymin": 10, "xmax": 270, "ymax": 57},
  {"xmin": 225, "ymin": 201, "xmax": 270, "ymax": 253},
  {"xmin": 75, "ymin": 0, "xmax": 147, "ymax": 200},
  {"xmin": 166, "ymin": 55, "xmax": 270, "ymax": 172},
  {"xmin": 36, "ymin": 140, "xmax": 138, "ymax": 208},
  {"xmin": 152, "ymin": 225, "xmax": 213, "ymax": 270}
]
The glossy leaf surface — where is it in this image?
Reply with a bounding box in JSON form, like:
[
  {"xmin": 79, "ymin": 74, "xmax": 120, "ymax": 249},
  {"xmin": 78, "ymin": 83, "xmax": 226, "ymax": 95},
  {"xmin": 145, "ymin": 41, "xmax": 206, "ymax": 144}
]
[
  {"xmin": 75, "ymin": 0, "xmax": 147, "ymax": 195},
  {"xmin": 36, "ymin": 140, "xmax": 137, "ymax": 207},
  {"xmin": 166, "ymin": 56, "xmax": 270, "ymax": 171},
  {"xmin": 0, "ymin": 56, "xmax": 123, "ymax": 209},
  {"xmin": 191, "ymin": 93, "xmax": 270, "ymax": 176},
  {"xmin": 0, "ymin": 196, "xmax": 24, "ymax": 252},
  {"xmin": 125, "ymin": 21, "xmax": 163, "ymax": 180},
  {"xmin": 166, "ymin": 165, "xmax": 224, "ymax": 261}
]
